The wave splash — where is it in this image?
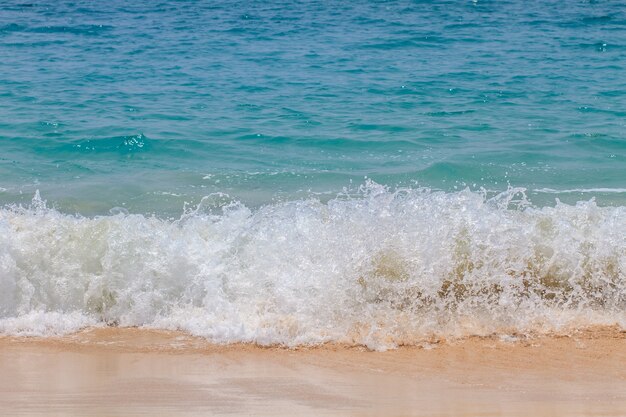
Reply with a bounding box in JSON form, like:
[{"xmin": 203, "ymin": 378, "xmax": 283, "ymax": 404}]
[{"xmin": 0, "ymin": 182, "xmax": 624, "ymax": 350}]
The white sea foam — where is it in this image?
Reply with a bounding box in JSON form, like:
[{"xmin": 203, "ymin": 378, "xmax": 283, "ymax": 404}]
[
  {"xmin": 0, "ymin": 311, "xmax": 97, "ymax": 337},
  {"xmin": 0, "ymin": 182, "xmax": 624, "ymax": 350},
  {"xmin": 534, "ymin": 187, "xmax": 626, "ymax": 194}
]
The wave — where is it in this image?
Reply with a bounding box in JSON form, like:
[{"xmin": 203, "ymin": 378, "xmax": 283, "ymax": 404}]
[{"xmin": 0, "ymin": 182, "xmax": 624, "ymax": 350}]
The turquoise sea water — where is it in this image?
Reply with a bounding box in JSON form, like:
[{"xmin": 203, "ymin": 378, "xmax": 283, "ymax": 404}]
[
  {"xmin": 0, "ymin": 1, "xmax": 624, "ymax": 347},
  {"xmin": 1, "ymin": 0, "xmax": 625, "ymax": 213}
]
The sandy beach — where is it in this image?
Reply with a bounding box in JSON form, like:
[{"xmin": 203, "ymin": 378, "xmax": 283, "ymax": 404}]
[
  {"xmin": 0, "ymin": 326, "xmax": 624, "ymax": 417},
  {"xmin": 2, "ymin": 1, "xmax": 626, "ymax": 416}
]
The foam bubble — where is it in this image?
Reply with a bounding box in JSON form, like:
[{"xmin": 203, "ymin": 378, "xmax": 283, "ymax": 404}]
[{"xmin": 0, "ymin": 182, "xmax": 624, "ymax": 350}]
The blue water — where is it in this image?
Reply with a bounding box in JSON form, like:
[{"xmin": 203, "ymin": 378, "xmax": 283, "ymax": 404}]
[
  {"xmin": 1, "ymin": 0, "xmax": 625, "ymax": 214},
  {"xmin": 0, "ymin": 1, "xmax": 625, "ymax": 346}
]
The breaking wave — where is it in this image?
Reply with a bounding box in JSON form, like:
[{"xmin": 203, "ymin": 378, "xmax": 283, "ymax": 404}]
[{"xmin": 0, "ymin": 182, "xmax": 624, "ymax": 350}]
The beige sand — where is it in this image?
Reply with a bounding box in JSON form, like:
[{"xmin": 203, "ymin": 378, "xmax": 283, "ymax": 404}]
[{"xmin": 1, "ymin": 326, "xmax": 625, "ymax": 417}]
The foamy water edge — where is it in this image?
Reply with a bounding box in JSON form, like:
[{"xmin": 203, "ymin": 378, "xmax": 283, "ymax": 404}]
[{"xmin": 1, "ymin": 182, "xmax": 624, "ymax": 350}]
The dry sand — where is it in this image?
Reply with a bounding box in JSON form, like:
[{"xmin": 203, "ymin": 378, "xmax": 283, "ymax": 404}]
[{"xmin": 0, "ymin": 326, "xmax": 625, "ymax": 417}]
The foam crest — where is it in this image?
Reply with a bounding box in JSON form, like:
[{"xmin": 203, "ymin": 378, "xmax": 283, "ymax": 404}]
[{"xmin": 0, "ymin": 183, "xmax": 624, "ymax": 350}]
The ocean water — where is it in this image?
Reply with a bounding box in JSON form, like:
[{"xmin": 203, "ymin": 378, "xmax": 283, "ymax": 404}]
[{"xmin": 0, "ymin": 0, "xmax": 625, "ymax": 349}]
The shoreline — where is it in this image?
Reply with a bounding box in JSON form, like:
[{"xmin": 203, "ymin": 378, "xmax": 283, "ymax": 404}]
[{"xmin": 1, "ymin": 326, "xmax": 625, "ymax": 416}]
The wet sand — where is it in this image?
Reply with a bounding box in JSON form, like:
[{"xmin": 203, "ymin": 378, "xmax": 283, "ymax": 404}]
[{"xmin": 1, "ymin": 327, "xmax": 625, "ymax": 417}]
